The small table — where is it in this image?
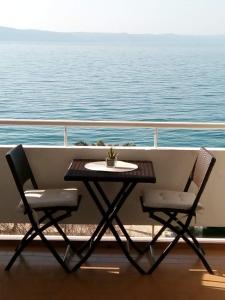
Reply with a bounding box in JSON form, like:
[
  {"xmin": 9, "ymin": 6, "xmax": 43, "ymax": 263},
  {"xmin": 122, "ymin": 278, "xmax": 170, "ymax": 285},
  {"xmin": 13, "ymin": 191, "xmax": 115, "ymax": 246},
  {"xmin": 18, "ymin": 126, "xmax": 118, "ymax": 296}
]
[{"xmin": 64, "ymin": 159, "xmax": 156, "ymax": 273}]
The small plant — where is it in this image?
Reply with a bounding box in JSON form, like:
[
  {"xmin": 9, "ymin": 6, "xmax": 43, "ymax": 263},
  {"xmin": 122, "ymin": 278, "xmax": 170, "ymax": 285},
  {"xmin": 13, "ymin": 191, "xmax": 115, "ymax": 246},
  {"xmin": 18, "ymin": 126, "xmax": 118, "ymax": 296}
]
[
  {"xmin": 94, "ymin": 140, "xmax": 106, "ymax": 146},
  {"xmin": 106, "ymin": 147, "xmax": 118, "ymax": 167},
  {"xmin": 107, "ymin": 147, "xmax": 117, "ymax": 159},
  {"xmin": 74, "ymin": 140, "xmax": 89, "ymax": 146}
]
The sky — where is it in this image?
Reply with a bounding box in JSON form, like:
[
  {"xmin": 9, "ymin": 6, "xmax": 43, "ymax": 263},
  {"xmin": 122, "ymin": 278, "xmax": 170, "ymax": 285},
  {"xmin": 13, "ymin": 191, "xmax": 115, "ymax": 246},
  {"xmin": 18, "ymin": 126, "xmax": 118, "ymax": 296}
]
[{"xmin": 0, "ymin": 0, "xmax": 225, "ymax": 35}]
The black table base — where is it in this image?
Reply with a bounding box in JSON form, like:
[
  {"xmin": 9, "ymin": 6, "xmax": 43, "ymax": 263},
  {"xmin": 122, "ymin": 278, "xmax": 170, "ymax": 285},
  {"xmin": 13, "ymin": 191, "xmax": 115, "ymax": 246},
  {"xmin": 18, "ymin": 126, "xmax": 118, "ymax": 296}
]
[{"xmin": 64, "ymin": 159, "xmax": 156, "ymax": 274}]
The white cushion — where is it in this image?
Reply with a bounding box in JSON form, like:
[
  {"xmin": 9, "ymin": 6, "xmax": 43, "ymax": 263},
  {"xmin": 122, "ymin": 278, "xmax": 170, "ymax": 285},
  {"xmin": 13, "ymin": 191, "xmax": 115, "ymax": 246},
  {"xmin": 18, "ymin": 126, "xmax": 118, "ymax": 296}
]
[
  {"xmin": 19, "ymin": 188, "xmax": 78, "ymax": 210},
  {"xmin": 142, "ymin": 189, "xmax": 202, "ymax": 211}
]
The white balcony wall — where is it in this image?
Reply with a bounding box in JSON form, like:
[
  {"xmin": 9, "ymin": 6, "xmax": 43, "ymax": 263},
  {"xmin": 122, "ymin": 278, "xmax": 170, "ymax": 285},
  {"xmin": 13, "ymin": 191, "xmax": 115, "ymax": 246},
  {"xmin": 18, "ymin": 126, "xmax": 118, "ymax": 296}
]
[{"xmin": 0, "ymin": 146, "xmax": 223, "ymax": 226}]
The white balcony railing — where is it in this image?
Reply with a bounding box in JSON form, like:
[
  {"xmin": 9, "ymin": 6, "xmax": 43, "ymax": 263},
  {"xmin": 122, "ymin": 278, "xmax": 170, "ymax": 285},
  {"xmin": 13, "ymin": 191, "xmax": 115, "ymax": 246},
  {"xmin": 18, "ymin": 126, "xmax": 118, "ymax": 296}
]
[
  {"xmin": 1, "ymin": 118, "xmax": 225, "ymax": 147},
  {"xmin": 0, "ymin": 118, "xmax": 224, "ymax": 227}
]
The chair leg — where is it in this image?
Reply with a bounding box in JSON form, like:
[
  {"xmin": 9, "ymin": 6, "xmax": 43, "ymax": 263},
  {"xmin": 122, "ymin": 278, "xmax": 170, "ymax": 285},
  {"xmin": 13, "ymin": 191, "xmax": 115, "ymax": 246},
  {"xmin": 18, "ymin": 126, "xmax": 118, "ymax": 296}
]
[
  {"xmin": 181, "ymin": 233, "xmax": 213, "ymax": 274},
  {"xmin": 142, "ymin": 213, "xmax": 177, "ymax": 254},
  {"xmin": 141, "ymin": 225, "xmax": 167, "ymax": 254},
  {"xmin": 38, "ymin": 230, "xmax": 71, "ymax": 273},
  {"xmin": 185, "ymin": 229, "xmax": 205, "ymax": 255},
  {"xmin": 53, "ymin": 222, "xmax": 82, "ymax": 258},
  {"xmin": 14, "ymin": 227, "xmax": 34, "ymax": 252},
  {"xmin": 148, "ymin": 212, "xmax": 214, "ymax": 274},
  {"xmin": 173, "ymin": 216, "xmax": 206, "ymax": 255},
  {"xmin": 5, "ymin": 227, "xmax": 36, "ymax": 271},
  {"xmin": 6, "ymin": 213, "xmax": 73, "ymax": 271},
  {"xmin": 169, "ymin": 225, "xmax": 213, "ymax": 274},
  {"xmin": 166, "ymin": 222, "xmax": 213, "ymax": 274},
  {"xmin": 14, "ymin": 213, "xmax": 50, "ymax": 252},
  {"xmin": 147, "ymin": 235, "xmax": 180, "ymax": 274},
  {"xmin": 44, "ymin": 210, "xmax": 82, "ymax": 258}
]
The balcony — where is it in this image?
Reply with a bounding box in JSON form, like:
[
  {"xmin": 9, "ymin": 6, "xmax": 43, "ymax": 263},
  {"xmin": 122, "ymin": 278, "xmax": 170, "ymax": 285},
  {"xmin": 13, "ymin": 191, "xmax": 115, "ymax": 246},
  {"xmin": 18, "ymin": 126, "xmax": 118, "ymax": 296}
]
[
  {"xmin": 1, "ymin": 119, "xmax": 225, "ymax": 299},
  {"xmin": 0, "ymin": 119, "xmax": 224, "ymax": 229}
]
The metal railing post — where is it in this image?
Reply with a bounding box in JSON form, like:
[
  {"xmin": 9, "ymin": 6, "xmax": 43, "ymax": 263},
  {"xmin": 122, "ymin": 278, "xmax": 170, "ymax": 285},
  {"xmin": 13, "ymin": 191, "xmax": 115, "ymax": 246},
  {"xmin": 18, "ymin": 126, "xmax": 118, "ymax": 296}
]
[
  {"xmin": 154, "ymin": 128, "xmax": 158, "ymax": 148},
  {"xmin": 64, "ymin": 126, "xmax": 68, "ymax": 146}
]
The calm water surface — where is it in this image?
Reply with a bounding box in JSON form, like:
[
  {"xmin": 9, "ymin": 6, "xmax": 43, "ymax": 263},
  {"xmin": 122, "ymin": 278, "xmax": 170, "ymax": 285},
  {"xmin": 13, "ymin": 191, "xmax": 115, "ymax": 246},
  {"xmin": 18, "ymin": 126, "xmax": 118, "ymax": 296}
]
[{"xmin": 1, "ymin": 39, "xmax": 225, "ymax": 147}]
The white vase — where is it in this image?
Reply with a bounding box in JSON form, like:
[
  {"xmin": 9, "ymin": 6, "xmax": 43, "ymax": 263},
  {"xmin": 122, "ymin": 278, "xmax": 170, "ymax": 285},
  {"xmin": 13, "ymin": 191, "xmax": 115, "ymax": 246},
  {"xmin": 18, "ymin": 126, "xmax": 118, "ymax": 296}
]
[{"xmin": 106, "ymin": 157, "xmax": 116, "ymax": 167}]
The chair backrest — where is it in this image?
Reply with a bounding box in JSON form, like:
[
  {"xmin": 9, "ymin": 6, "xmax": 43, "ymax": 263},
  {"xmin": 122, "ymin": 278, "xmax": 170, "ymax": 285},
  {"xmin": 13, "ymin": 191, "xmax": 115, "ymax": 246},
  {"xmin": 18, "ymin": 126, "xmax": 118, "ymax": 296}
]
[
  {"xmin": 192, "ymin": 148, "xmax": 216, "ymax": 189},
  {"xmin": 185, "ymin": 147, "xmax": 216, "ymax": 209},
  {"xmin": 6, "ymin": 144, "xmax": 38, "ymax": 200}
]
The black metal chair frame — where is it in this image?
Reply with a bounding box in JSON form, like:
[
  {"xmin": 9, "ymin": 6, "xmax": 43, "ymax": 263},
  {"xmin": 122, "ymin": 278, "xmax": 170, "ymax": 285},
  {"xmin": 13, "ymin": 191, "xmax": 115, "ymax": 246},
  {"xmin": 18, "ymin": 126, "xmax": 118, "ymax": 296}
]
[
  {"xmin": 140, "ymin": 147, "xmax": 216, "ymax": 274},
  {"xmin": 5, "ymin": 144, "xmax": 81, "ymax": 272}
]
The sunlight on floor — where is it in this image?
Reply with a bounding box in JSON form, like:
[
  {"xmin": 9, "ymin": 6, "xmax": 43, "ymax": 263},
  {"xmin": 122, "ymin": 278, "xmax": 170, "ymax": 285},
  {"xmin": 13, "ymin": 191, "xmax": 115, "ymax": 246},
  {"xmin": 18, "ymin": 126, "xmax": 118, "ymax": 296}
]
[
  {"xmin": 189, "ymin": 268, "xmax": 206, "ymax": 272},
  {"xmin": 202, "ymin": 273, "xmax": 225, "ymax": 290},
  {"xmin": 80, "ymin": 265, "xmax": 120, "ymax": 274}
]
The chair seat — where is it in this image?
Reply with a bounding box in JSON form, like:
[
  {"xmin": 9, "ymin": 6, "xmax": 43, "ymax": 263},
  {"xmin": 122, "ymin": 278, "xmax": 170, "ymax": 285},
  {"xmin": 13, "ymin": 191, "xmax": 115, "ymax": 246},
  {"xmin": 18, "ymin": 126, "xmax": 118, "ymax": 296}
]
[
  {"xmin": 19, "ymin": 188, "xmax": 79, "ymax": 210},
  {"xmin": 142, "ymin": 189, "xmax": 203, "ymax": 211}
]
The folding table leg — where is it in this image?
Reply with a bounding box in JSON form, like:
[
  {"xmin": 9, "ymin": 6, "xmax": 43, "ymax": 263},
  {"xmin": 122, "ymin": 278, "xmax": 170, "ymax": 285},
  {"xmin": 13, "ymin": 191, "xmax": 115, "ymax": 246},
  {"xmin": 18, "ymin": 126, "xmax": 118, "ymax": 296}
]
[
  {"xmin": 71, "ymin": 181, "xmax": 146, "ymax": 274},
  {"xmin": 94, "ymin": 182, "xmax": 143, "ymax": 254}
]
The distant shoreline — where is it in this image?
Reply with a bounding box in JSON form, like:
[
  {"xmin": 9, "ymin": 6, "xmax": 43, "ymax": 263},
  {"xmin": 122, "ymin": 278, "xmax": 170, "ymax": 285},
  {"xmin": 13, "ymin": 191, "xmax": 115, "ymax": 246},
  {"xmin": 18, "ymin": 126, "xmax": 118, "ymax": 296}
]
[{"xmin": 1, "ymin": 26, "xmax": 225, "ymax": 43}]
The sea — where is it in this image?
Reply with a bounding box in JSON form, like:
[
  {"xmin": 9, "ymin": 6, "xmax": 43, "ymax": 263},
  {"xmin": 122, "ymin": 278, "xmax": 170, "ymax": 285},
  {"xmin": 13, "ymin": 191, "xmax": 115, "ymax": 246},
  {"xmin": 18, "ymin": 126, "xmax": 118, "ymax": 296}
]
[{"xmin": 1, "ymin": 37, "xmax": 225, "ymax": 147}]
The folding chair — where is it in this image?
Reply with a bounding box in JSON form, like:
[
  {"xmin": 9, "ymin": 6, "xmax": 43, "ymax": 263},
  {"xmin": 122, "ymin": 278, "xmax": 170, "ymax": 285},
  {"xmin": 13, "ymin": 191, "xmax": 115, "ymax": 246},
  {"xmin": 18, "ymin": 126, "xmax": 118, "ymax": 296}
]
[
  {"xmin": 140, "ymin": 147, "xmax": 216, "ymax": 274},
  {"xmin": 5, "ymin": 144, "xmax": 81, "ymax": 272}
]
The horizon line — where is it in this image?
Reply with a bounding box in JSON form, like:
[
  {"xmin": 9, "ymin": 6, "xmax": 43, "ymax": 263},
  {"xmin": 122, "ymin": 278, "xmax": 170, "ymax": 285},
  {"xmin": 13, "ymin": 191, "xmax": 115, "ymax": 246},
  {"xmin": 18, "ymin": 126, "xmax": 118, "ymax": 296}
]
[{"xmin": 1, "ymin": 25, "xmax": 225, "ymax": 37}]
